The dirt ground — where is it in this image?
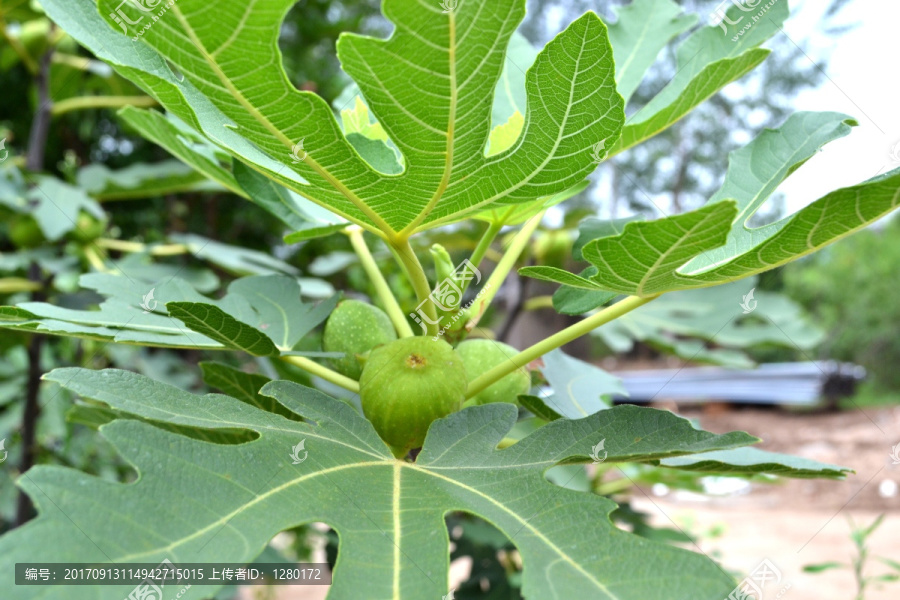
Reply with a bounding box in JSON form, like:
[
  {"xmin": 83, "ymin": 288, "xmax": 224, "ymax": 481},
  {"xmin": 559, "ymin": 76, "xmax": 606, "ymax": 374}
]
[
  {"xmin": 241, "ymin": 405, "xmax": 900, "ymax": 600},
  {"xmin": 631, "ymin": 404, "xmax": 900, "ymax": 600}
]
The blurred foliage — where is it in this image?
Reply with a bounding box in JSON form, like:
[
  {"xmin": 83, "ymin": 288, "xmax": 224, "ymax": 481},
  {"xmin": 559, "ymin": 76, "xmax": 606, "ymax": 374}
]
[{"xmin": 784, "ymin": 216, "xmax": 900, "ymax": 391}]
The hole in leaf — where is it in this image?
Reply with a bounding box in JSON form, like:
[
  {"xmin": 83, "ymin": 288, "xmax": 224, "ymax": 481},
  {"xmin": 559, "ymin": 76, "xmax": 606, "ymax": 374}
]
[
  {"xmin": 445, "ymin": 513, "xmax": 521, "ymax": 597},
  {"xmin": 544, "ymin": 463, "xmax": 592, "ymax": 492}
]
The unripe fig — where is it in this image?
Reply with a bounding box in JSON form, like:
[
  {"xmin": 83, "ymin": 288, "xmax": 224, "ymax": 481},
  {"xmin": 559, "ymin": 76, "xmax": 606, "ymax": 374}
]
[
  {"xmin": 323, "ymin": 299, "xmax": 398, "ymax": 379},
  {"xmin": 360, "ymin": 337, "xmax": 466, "ymax": 454},
  {"xmin": 457, "ymin": 339, "xmax": 530, "ymax": 406},
  {"xmin": 67, "ymin": 212, "xmax": 107, "ymax": 243},
  {"xmin": 9, "ymin": 215, "xmax": 45, "ymax": 249}
]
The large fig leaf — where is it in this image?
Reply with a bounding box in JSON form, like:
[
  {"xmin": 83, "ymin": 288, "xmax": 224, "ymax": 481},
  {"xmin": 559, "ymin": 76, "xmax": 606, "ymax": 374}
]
[
  {"xmin": 522, "ymin": 112, "xmax": 900, "ymax": 296},
  {"xmin": 0, "ymin": 368, "xmax": 763, "ymax": 599},
  {"xmin": 610, "ymin": 0, "xmax": 788, "ymax": 155},
  {"xmin": 607, "ymin": 0, "xmax": 697, "ymax": 104},
  {"xmin": 42, "ymin": 0, "xmax": 624, "ymax": 236}
]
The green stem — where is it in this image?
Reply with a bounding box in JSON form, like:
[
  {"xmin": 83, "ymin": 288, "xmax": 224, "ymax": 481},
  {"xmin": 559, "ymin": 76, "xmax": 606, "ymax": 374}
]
[
  {"xmin": 523, "ymin": 295, "xmax": 553, "ymax": 311},
  {"xmin": 390, "ymin": 236, "xmax": 439, "ymax": 336},
  {"xmin": 347, "ymin": 227, "xmax": 414, "ymax": 338},
  {"xmin": 469, "ymin": 220, "xmax": 504, "ymax": 272},
  {"xmin": 595, "ymin": 478, "xmax": 633, "ymax": 497},
  {"xmin": 51, "ymin": 95, "xmax": 158, "ymax": 116},
  {"xmin": 465, "ymin": 295, "xmax": 658, "ymax": 399},
  {"xmin": 280, "ymin": 355, "xmax": 360, "ymax": 394},
  {"xmin": 0, "ymin": 18, "xmax": 38, "ymax": 74},
  {"xmin": 95, "ymin": 238, "xmax": 189, "ymax": 256},
  {"xmin": 463, "ymin": 210, "xmax": 546, "ymax": 332}
]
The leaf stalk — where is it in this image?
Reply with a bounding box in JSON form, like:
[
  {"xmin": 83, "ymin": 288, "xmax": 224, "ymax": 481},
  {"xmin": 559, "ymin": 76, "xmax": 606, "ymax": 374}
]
[
  {"xmin": 465, "ymin": 294, "xmax": 658, "ymax": 399},
  {"xmin": 346, "ymin": 226, "xmax": 414, "ymax": 338}
]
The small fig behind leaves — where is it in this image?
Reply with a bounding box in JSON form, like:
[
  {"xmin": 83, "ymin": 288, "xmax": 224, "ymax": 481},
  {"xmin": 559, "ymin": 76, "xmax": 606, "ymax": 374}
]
[
  {"xmin": 360, "ymin": 337, "xmax": 466, "ymax": 455},
  {"xmin": 323, "ymin": 299, "xmax": 398, "ymax": 379},
  {"xmin": 458, "ymin": 339, "xmax": 530, "ymax": 406}
]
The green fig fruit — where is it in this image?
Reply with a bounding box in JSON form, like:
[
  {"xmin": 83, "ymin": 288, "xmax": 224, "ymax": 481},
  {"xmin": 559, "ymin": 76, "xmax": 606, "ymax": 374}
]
[
  {"xmin": 360, "ymin": 337, "xmax": 466, "ymax": 454},
  {"xmin": 67, "ymin": 212, "xmax": 107, "ymax": 243},
  {"xmin": 9, "ymin": 215, "xmax": 45, "ymax": 249},
  {"xmin": 457, "ymin": 339, "xmax": 530, "ymax": 406},
  {"xmin": 323, "ymin": 299, "xmax": 398, "ymax": 379}
]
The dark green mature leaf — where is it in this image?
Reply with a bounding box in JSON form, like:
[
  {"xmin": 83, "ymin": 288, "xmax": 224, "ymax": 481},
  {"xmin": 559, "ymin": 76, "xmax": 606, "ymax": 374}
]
[
  {"xmin": 518, "ymin": 394, "xmax": 562, "ymax": 421},
  {"xmin": 45, "ymin": 0, "xmax": 624, "ymax": 235},
  {"xmin": 0, "ymin": 174, "xmax": 105, "ymax": 241},
  {"xmin": 0, "ymin": 274, "xmax": 333, "ymax": 351},
  {"xmin": 199, "ymin": 361, "xmax": 299, "ymax": 421},
  {"xmin": 167, "ymin": 302, "xmax": 280, "ymax": 356},
  {"xmin": 611, "ymin": 0, "xmax": 789, "ymax": 155},
  {"xmin": 595, "ymin": 278, "xmax": 824, "ymax": 367},
  {"xmin": 76, "ymin": 160, "xmax": 222, "ymax": 201},
  {"xmin": 607, "ymin": 0, "xmax": 697, "ymax": 104},
  {"xmin": 660, "ymin": 447, "xmax": 851, "ymax": 479},
  {"xmin": 0, "ymin": 368, "xmax": 762, "ymax": 599}
]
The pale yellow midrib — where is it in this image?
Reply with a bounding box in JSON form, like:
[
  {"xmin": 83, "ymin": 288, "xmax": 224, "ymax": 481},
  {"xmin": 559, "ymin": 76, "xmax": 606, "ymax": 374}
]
[
  {"xmin": 399, "ymin": 12, "xmax": 458, "ymax": 238},
  {"xmin": 168, "ymin": 5, "xmax": 396, "ymax": 237},
  {"xmin": 102, "ymin": 456, "xmax": 617, "ymax": 597},
  {"xmin": 392, "ymin": 462, "xmax": 402, "ymax": 600}
]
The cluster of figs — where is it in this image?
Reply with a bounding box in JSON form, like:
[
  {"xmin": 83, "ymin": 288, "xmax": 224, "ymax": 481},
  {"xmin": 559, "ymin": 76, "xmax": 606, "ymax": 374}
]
[{"xmin": 323, "ymin": 300, "xmax": 530, "ymax": 456}]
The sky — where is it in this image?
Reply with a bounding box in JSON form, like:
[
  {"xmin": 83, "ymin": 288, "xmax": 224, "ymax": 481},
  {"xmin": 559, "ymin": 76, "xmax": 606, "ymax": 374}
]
[{"xmin": 776, "ymin": 0, "xmax": 900, "ymax": 210}]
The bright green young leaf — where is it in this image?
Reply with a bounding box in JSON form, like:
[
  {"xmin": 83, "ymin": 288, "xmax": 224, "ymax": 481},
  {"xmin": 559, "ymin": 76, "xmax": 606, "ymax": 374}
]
[
  {"xmin": 44, "ymin": 0, "xmax": 625, "ymax": 235},
  {"xmin": 234, "ymin": 163, "xmax": 348, "ymax": 241},
  {"xmin": 523, "ymin": 113, "xmax": 900, "ymax": 296},
  {"xmin": 611, "ymin": 0, "xmax": 789, "ymax": 155},
  {"xmin": 607, "ymin": 0, "xmax": 697, "ymax": 104},
  {"xmin": 573, "ymin": 215, "xmax": 643, "ymax": 260},
  {"xmin": 682, "ymin": 111, "xmax": 858, "ymax": 272},
  {"xmin": 169, "ymin": 274, "xmax": 340, "ymax": 354},
  {"xmin": 117, "ymin": 106, "xmax": 247, "ymax": 197},
  {"xmin": 0, "ymin": 368, "xmax": 763, "ymax": 599},
  {"xmin": 490, "ymin": 32, "xmax": 539, "ymax": 129},
  {"xmin": 522, "ymin": 201, "xmax": 738, "ymax": 295}
]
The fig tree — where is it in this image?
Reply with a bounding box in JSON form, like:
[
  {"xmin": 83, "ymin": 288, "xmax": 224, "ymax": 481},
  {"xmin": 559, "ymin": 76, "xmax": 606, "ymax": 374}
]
[
  {"xmin": 457, "ymin": 339, "xmax": 530, "ymax": 406},
  {"xmin": 360, "ymin": 337, "xmax": 466, "ymax": 455},
  {"xmin": 323, "ymin": 299, "xmax": 398, "ymax": 379}
]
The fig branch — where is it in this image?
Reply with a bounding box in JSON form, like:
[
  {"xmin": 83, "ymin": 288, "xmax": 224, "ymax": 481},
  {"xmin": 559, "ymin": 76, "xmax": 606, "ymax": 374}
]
[
  {"xmin": 346, "ymin": 226, "xmax": 414, "ymax": 338},
  {"xmin": 464, "ymin": 210, "xmax": 547, "ymax": 331},
  {"xmin": 389, "ymin": 236, "xmax": 440, "ymax": 336},
  {"xmin": 465, "ymin": 294, "xmax": 659, "ymax": 399},
  {"xmin": 468, "ymin": 220, "xmax": 504, "ymax": 275}
]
